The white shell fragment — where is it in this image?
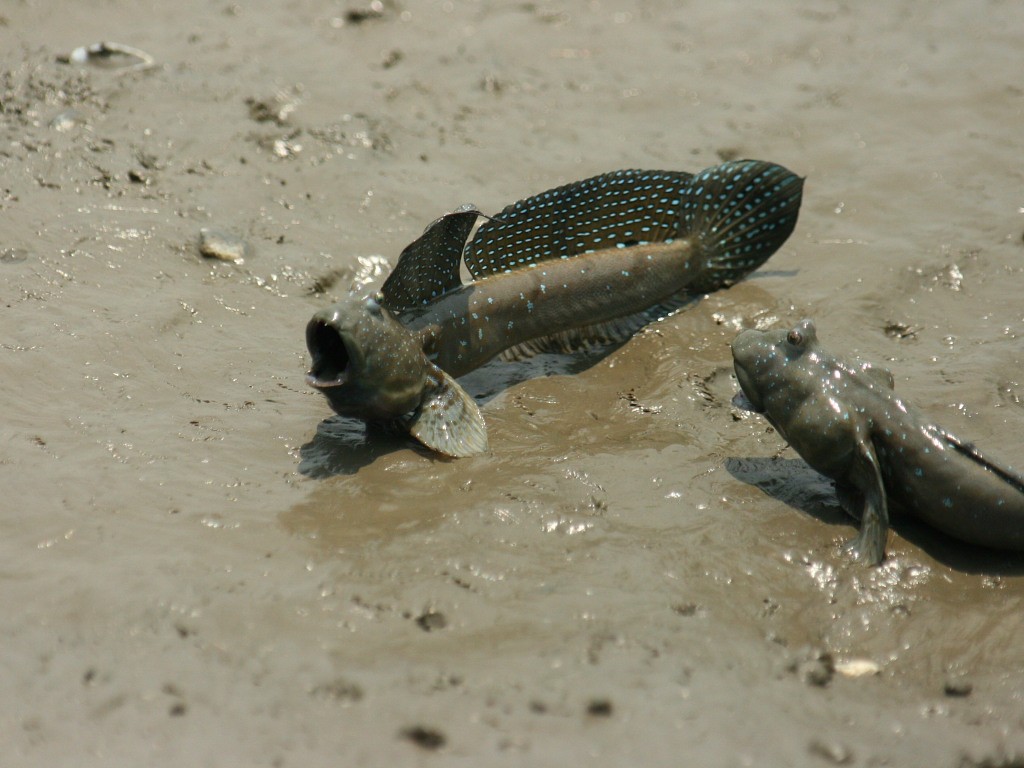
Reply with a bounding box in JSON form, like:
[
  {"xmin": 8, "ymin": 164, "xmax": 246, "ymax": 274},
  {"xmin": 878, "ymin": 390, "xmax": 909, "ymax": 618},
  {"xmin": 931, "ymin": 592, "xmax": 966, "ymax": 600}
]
[
  {"xmin": 834, "ymin": 659, "xmax": 882, "ymax": 678},
  {"xmin": 67, "ymin": 42, "xmax": 156, "ymax": 73},
  {"xmin": 198, "ymin": 228, "xmax": 248, "ymax": 264}
]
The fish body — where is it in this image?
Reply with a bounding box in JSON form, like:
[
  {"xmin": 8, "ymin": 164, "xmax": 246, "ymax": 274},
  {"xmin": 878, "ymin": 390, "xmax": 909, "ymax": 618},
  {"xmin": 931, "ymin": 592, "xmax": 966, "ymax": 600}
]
[
  {"xmin": 308, "ymin": 160, "xmax": 804, "ymax": 457},
  {"xmin": 732, "ymin": 319, "xmax": 1024, "ymax": 564},
  {"xmin": 407, "ymin": 239, "xmax": 703, "ymax": 377}
]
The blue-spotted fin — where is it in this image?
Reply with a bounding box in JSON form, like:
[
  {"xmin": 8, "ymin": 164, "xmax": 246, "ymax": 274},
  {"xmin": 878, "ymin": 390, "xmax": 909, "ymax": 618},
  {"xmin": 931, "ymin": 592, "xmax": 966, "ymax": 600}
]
[
  {"xmin": 308, "ymin": 159, "xmax": 804, "ymax": 457},
  {"xmin": 732, "ymin": 319, "xmax": 1024, "ymax": 564}
]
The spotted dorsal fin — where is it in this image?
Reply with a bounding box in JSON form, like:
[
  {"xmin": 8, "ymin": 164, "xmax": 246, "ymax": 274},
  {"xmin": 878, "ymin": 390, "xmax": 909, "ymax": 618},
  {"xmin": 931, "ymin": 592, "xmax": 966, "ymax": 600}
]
[
  {"xmin": 463, "ymin": 169, "xmax": 695, "ymax": 277},
  {"xmin": 380, "ymin": 205, "xmax": 481, "ymax": 311}
]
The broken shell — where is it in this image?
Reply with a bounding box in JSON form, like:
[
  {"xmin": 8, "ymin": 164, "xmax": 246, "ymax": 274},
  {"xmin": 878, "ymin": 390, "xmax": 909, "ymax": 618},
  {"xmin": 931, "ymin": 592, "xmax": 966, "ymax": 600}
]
[{"xmin": 64, "ymin": 42, "xmax": 155, "ymax": 73}]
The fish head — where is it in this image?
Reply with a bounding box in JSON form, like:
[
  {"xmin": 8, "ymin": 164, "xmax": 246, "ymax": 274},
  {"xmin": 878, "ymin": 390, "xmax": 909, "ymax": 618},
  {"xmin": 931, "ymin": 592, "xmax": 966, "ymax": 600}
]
[
  {"xmin": 306, "ymin": 293, "xmax": 432, "ymax": 420},
  {"xmin": 730, "ymin": 318, "xmax": 820, "ymax": 415}
]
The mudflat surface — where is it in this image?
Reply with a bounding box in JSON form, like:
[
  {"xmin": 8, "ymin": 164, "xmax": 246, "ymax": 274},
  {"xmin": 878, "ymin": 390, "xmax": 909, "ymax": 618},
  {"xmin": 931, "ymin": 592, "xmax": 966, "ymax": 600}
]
[{"xmin": 2, "ymin": 2, "xmax": 1023, "ymax": 765}]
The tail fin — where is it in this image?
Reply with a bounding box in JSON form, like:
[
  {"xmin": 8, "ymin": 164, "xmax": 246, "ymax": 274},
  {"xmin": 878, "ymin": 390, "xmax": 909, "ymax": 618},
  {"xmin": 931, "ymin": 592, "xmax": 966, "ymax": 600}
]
[{"xmin": 681, "ymin": 160, "xmax": 803, "ymax": 293}]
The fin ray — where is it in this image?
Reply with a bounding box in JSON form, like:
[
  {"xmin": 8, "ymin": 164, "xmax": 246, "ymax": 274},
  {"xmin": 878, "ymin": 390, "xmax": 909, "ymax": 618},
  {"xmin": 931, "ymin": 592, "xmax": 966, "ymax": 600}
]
[
  {"xmin": 408, "ymin": 365, "xmax": 489, "ymax": 457},
  {"xmin": 680, "ymin": 160, "xmax": 804, "ymax": 293}
]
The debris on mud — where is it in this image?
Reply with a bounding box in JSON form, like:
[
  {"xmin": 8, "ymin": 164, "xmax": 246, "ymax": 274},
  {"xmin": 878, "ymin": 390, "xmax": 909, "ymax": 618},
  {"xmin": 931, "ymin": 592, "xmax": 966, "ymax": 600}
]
[
  {"xmin": 59, "ymin": 42, "xmax": 155, "ymax": 73},
  {"xmin": 198, "ymin": 228, "xmax": 248, "ymax": 264}
]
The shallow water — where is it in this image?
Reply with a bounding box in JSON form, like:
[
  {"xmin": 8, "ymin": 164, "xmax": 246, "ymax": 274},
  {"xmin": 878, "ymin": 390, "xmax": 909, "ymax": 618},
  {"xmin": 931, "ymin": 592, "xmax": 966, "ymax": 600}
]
[{"xmin": 2, "ymin": 1, "xmax": 1023, "ymax": 765}]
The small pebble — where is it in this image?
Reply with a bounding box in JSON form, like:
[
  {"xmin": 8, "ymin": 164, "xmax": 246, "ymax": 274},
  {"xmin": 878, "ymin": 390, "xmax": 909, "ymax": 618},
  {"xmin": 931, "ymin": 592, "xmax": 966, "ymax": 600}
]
[
  {"xmin": 198, "ymin": 228, "xmax": 247, "ymax": 264},
  {"xmin": 49, "ymin": 110, "xmax": 82, "ymax": 132},
  {"xmin": 943, "ymin": 675, "xmax": 973, "ymax": 697},
  {"xmin": 808, "ymin": 737, "xmax": 853, "ymax": 765},
  {"xmin": 834, "ymin": 658, "xmax": 881, "ymax": 678}
]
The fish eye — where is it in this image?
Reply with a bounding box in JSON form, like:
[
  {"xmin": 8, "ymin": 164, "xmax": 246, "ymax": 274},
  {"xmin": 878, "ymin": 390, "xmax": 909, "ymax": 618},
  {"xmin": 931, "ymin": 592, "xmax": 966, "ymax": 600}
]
[
  {"xmin": 365, "ymin": 292, "xmax": 383, "ymax": 316},
  {"xmin": 786, "ymin": 328, "xmax": 804, "ymax": 347}
]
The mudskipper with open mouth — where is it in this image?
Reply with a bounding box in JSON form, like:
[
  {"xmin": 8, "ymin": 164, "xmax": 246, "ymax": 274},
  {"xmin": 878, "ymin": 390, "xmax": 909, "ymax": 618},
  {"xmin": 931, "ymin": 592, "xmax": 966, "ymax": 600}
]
[{"xmin": 308, "ymin": 159, "xmax": 804, "ymax": 457}]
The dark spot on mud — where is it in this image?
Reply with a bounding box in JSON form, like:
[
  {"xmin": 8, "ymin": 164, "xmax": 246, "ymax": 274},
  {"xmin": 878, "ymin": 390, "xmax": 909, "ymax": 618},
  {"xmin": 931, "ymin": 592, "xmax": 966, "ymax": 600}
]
[
  {"xmin": 943, "ymin": 676, "xmax": 973, "ymax": 697},
  {"xmin": 672, "ymin": 602, "xmax": 702, "ymax": 617},
  {"xmin": 415, "ymin": 610, "xmax": 447, "ymax": 632},
  {"xmin": 307, "ymin": 268, "xmax": 349, "ymax": 295},
  {"xmin": 884, "ymin": 320, "xmax": 919, "ymax": 340},
  {"xmin": 345, "ymin": 2, "xmax": 387, "ymax": 24},
  {"xmin": 586, "ymin": 698, "xmax": 613, "ymax": 717},
  {"xmin": 400, "ymin": 725, "xmax": 446, "ymax": 750},
  {"xmin": 169, "ymin": 702, "xmax": 187, "ymax": 717},
  {"xmin": 785, "ymin": 647, "xmax": 835, "ymax": 687},
  {"xmin": 83, "ymin": 668, "xmax": 96, "ymax": 685},
  {"xmin": 716, "ymin": 147, "xmax": 741, "ymax": 161},
  {"xmin": 621, "ymin": 389, "xmax": 662, "ymax": 414},
  {"xmin": 529, "ymin": 699, "xmax": 548, "ymax": 714}
]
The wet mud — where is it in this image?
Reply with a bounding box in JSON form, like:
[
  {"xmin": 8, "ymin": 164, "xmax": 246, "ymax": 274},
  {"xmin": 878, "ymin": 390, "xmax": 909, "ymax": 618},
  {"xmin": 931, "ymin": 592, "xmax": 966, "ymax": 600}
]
[{"xmin": 2, "ymin": 1, "xmax": 1023, "ymax": 766}]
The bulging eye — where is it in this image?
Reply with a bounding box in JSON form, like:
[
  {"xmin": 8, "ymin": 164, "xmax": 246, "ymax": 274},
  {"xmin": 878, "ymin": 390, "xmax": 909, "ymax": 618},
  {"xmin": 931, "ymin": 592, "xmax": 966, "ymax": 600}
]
[
  {"xmin": 366, "ymin": 292, "xmax": 384, "ymax": 316},
  {"xmin": 786, "ymin": 328, "xmax": 804, "ymax": 347}
]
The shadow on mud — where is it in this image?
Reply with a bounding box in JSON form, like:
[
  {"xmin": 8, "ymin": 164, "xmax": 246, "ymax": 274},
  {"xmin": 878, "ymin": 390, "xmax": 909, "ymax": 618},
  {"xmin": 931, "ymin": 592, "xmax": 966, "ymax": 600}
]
[
  {"xmin": 299, "ymin": 349, "xmax": 614, "ymax": 478},
  {"xmin": 726, "ymin": 456, "xmax": 1024, "ymax": 575},
  {"xmin": 298, "ymin": 417, "xmax": 436, "ymax": 478}
]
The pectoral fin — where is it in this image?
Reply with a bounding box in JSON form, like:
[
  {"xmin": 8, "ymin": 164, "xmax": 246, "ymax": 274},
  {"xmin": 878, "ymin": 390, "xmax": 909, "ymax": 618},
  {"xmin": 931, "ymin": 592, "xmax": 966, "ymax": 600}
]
[
  {"xmin": 857, "ymin": 361, "xmax": 895, "ymax": 390},
  {"xmin": 408, "ymin": 366, "xmax": 489, "ymax": 457},
  {"xmin": 842, "ymin": 437, "xmax": 889, "ymax": 565}
]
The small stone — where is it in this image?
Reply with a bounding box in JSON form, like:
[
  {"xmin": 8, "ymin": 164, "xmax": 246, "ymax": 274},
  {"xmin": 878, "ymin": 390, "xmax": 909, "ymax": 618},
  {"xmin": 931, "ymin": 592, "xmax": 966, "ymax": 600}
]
[
  {"xmin": 400, "ymin": 725, "xmax": 445, "ymax": 750},
  {"xmin": 586, "ymin": 698, "xmax": 613, "ymax": 717},
  {"xmin": 808, "ymin": 737, "xmax": 853, "ymax": 764},
  {"xmin": 943, "ymin": 675, "xmax": 973, "ymax": 697},
  {"xmin": 198, "ymin": 228, "xmax": 247, "ymax": 264},
  {"xmin": 49, "ymin": 110, "xmax": 82, "ymax": 131},
  {"xmin": 834, "ymin": 658, "xmax": 881, "ymax": 678}
]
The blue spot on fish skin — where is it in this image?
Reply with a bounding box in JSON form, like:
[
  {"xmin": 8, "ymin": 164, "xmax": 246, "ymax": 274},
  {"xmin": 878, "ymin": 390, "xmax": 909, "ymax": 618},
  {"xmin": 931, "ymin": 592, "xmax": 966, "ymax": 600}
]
[{"xmin": 943, "ymin": 497, "xmax": 954, "ymax": 508}]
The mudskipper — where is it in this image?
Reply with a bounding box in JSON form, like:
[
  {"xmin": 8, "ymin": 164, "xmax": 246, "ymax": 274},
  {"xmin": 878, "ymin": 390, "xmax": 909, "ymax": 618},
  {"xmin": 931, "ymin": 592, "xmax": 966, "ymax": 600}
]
[
  {"xmin": 732, "ymin": 319, "xmax": 1024, "ymax": 564},
  {"xmin": 308, "ymin": 160, "xmax": 804, "ymax": 457}
]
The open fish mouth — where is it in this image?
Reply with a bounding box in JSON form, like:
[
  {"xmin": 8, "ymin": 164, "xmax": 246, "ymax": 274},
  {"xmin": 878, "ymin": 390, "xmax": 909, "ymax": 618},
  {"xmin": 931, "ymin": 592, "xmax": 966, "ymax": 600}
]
[{"xmin": 305, "ymin": 320, "xmax": 351, "ymax": 388}]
